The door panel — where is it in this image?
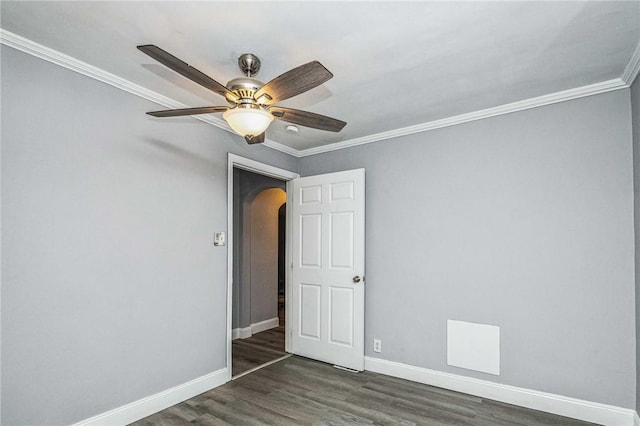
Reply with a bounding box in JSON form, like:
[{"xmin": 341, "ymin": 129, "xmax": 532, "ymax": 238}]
[
  {"xmin": 329, "ymin": 286, "xmax": 354, "ymax": 346},
  {"xmin": 300, "ymin": 214, "xmax": 322, "ymax": 267},
  {"xmin": 330, "ymin": 212, "xmax": 354, "ymax": 269},
  {"xmin": 300, "ymin": 284, "xmax": 321, "ymax": 339},
  {"xmin": 290, "ymin": 168, "xmax": 365, "ymax": 371},
  {"xmin": 330, "ymin": 181, "xmax": 354, "ymax": 201}
]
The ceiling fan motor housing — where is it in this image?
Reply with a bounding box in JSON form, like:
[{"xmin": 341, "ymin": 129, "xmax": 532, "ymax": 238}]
[{"xmin": 225, "ymin": 77, "xmax": 265, "ymax": 104}]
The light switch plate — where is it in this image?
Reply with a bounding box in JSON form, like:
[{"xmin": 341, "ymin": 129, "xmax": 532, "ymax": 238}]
[{"xmin": 214, "ymin": 232, "xmax": 226, "ymax": 246}]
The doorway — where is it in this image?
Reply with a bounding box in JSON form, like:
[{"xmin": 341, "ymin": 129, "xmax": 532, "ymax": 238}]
[
  {"xmin": 226, "ymin": 154, "xmax": 299, "ymax": 380},
  {"xmin": 232, "ymin": 180, "xmax": 285, "ymax": 377},
  {"xmin": 226, "ymin": 155, "xmax": 365, "ymax": 378}
]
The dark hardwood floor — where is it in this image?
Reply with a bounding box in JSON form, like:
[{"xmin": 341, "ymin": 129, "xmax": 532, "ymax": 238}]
[
  {"xmin": 130, "ymin": 355, "xmax": 597, "ymax": 426},
  {"xmin": 232, "ymin": 322, "xmax": 286, "ymax": 377}
]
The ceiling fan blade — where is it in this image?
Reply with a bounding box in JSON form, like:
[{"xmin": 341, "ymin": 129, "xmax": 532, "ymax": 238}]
[
  {"xmin": 270, "ymin": 107, "xmax": 346, "ymax": 132},
  {"xmin": 245, "ymin": 133, "xmax": 265, "ymax": 144},
  {"xmin": 137, "ymin": 45, "xmax": 237, "ymax": 101},
  {"xmin": 147, "ymin": 106, "xmax": 229, "ymax": 118},
  {"xmin": 254, "ymin": 61, "xmax": 333, "ymax": 104}
]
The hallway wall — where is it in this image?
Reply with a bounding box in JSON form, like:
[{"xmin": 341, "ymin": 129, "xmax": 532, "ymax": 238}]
[
  {"xmin": 250, "ymin": 188, "xmax": 287, "ymax": 325},
  {"xmin": 232, "ymin": 169, "xmax": 285, "ymax": 330}
]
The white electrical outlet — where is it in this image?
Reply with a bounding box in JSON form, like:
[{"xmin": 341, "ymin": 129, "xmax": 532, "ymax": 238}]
[{"xmin": 373, "ymin": 338, "xmax": 382, "ymax": 353}]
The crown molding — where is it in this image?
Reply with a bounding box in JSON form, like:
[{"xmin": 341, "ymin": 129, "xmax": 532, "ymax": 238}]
[
  {"xmin": 262, "ymin": 138, "xmax": 302, "ymax": 157},
  {"xmin": 297, "ymin": 78, "xmax": 627, "ymax": 157},
  {"xmin": 1, "ymin": 28, "xmax": 636, "ymax": 159},
  {"xmin": 0, "ymin": 29, "xmax": 220, "ymax": 126},
  {"xmin": 622, "ymin": 39, "xmax": 640, "ymax": 86},
  {"xmin": 0, "ymin": 29, "xmax": 299, "ymax": 158}
]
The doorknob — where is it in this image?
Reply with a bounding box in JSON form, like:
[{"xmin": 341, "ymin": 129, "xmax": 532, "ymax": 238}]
[{"xmin": 353, "ymin": 276, "xmax": 361, "ymax": 283}]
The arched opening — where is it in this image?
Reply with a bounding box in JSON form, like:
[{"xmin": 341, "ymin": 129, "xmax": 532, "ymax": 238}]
[
  {"xmin": 232, "ymin": 168, "xmax": 288, "ymax": 377},
  {"xmin": 277, "ymin": 202, "xmax": 287, "ymax": 325}
]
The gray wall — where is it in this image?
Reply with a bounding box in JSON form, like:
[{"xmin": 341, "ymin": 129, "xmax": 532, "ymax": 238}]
[
  {"xmin": 632, "ymin": 74, "xmax": 640, "ymax": 412},
  {"xmin": 3, "ymin": 40, "xmax": 638, "ymax": 423},
  {"xmin": 300, "ymin": 89, "xmax": 636, "ymax": 408},
  {"xmin": 0, "ymin": 46, "xmax": 297, "ymax": 425},
  {"xmin": 232, "ymin": 169, "xmax": 285, "ymax": 329}
]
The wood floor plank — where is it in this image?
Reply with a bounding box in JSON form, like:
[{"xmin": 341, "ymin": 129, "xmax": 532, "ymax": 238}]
[
  {"xmin": 345, "ymin": 384, "xmax": 475, "ymax": 426},
  {"xmin": 165, "ymin": 401, "xmax": 206, "ymax": 422},
  {"xmin": 300, "ymin": 390, "xmax": 417, "ymax": 426},
  {"xmin": 475, "ymin": 399, "xmax": 597, "ymax": 426},
  {"xmin": 209, "ymin": 387, "xmax": 302, "ymax": 425},
  {"xmin": 232, "ymin": 323, "xmax": 286, "ymax": 377},
  {"xmin": 131, "ymin": 411, "xmax": 187, "ymax": 426},
  {"xmin": 129, "ymin": 356, "xmax": 598, "ymax": 426},
  {"xmin": 196, "ymin": 397, "xmax": 267, "ymax": 426},
  {"xmin": 361, "ymin": 380, "xmax": 476, "ymax": 418},
  {"xmin": 372, "ymin": 373, "xmax": 483, "ymax": 404},
  {"xmin": 191, "ymin": 413, "xmax": 235, "ymax": 426},
  {"xmin": 222, "ymin": 383, "xmax": 318, "ymax": 424}
]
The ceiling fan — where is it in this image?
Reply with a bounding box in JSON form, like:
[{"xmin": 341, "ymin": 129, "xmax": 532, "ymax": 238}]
[{"xmin": 137, "ymin": 45, "xmax": 347, "ymax": 144}]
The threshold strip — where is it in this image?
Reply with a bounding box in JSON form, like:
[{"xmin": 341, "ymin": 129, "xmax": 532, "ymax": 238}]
[{"xmin": 232, "ymin": 354, "xmax": 292, "ymax": 380}]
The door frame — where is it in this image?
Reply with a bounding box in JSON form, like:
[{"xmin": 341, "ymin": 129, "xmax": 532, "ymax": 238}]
[{"xmin": 226, "ymin": 153, "xmax": 299, "ymax": 381}]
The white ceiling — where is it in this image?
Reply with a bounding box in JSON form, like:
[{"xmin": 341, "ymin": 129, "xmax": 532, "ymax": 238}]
[{"xmin": 1, "ymin": 1, "xmax": 639, "ymax": 151}]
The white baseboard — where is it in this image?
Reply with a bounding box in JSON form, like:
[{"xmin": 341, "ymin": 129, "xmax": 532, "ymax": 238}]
[
  {"xmin": 72, "ymin": 368, "xmax": 228, "ymax": 426},
  {"xmin": 251, "ymin": 317, "xmax": 279, "ymax": 334},
  {"xmin": 365, "ymin": 357, "xmax": 636, "ymax": 426},
  {"xmin": 232, "ymin": 317, "xmax": 279, "ymax": 340},
  {"xmin": 232, "ymin": 326, "xmax": 252, "ymax": 340},
  {"xmin": 634, "ymin": 411, "xmax": 640, "ymax": 426}
]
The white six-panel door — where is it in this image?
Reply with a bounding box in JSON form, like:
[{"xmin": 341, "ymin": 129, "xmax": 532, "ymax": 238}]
[{"xmin": 289, "ymin": 169, "xmax": 365, "ymax": 371}]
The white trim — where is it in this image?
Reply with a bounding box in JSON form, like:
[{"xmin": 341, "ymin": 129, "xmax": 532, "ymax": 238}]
[
  {"xmin": 232, "ymin": 317, "xmax": 279, "ymax": 340},
  {"xmin": 226, "ymin": 154, "xmax": 299, "ymax": 381},
  {"xmin": 2, "ymin": 28, "xmax": 637, "ymax": 159},
  {"xmin": 232, "ymin": 326, "xmax": 252, "ymax": 340},
  {"xmin": 634, "ymin": 411, "xmax": 640, "ymax": 426},
  {"xmin": 251, "ymin": 317, "xmax": 280, "ymax": 334},
  {"xmin": 622, "ymin": 39, "xmax": 640, "ymax": 86},
  {"xmin": 262, "ymin": 139, "xmax": 302, "ymax": 157},
  {"xmin": 0, "ymin": 29, "xmax": 223, "ymax": 129},
  {"xmin": 71, "ymin": 368, "xmax": 227, "ymax": 426},
  {"xmin": 228, "ymin": 154, "xmax": 299, "ymax": 181},
  {"xmin": 296, "ymin": 78, "xmax": 627, "ymax": 157},
  {"xmin": 0, "ymin": 28, "xmax": 3, "ymax": 418},
  {"xmin": 364, "ymin": 357, "xmax": 636, "ymax": 426},
  {"xmin": 0, "ymin": 29, "xmax": 297, "ymax": 158},
  {"xmin": 284, "ymin": 180, "xmax": 294, "ymax": 354}
]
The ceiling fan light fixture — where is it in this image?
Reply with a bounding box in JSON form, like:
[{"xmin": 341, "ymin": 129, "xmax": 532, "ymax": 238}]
[
  {"xmin": 223, "ymin": 106, "xmax": 274, "ymax": 137},
  {"xmin": 138, "ymin": 46, "xmax": 346, "ymax": 143}
]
